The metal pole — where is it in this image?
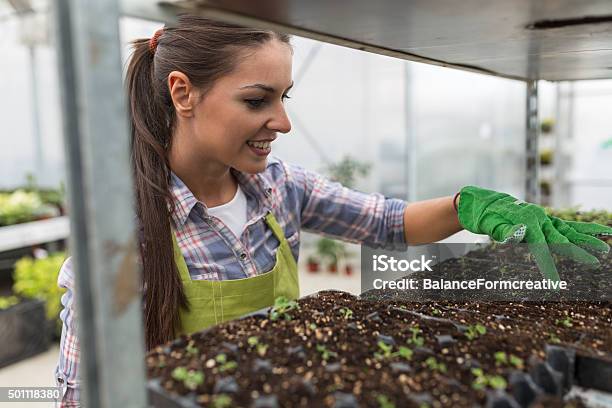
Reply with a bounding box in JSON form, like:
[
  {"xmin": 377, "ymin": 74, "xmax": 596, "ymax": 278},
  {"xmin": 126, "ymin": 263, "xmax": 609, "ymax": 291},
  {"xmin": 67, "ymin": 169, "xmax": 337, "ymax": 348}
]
[
  {"xmin": 28, "ymin": 45, "xmax": 44, "ymax": 183},
  {"xmin": 53, "ymin": 0, "xmax": 146, "ymax": 407},
  {"xmin": 525, "ymin": 80, "xmax": 540, "ymax": 203},
  {"xmin": 404, "ymin": 62, "xmax": 416, "ymax": 201}
]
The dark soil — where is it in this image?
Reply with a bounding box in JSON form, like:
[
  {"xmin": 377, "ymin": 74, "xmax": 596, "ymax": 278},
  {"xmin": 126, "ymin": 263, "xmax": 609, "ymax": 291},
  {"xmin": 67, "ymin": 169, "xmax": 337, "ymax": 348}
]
[{"xmin": 146, "ymin": 291, "xmax": 610, "ymax": 407}]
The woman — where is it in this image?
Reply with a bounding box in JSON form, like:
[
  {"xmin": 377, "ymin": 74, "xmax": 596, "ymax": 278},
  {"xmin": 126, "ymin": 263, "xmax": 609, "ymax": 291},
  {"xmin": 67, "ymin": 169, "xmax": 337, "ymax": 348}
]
[{"xmin": 54, "ymin": 15, "xmax": 611, "ymax": 405}]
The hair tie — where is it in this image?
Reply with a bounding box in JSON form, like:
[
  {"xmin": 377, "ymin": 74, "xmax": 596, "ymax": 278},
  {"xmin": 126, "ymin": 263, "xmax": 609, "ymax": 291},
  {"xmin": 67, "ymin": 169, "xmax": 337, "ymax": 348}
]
[{"xmin": 149, "ymin": 28, "xmax": 164, "ymax": 53}]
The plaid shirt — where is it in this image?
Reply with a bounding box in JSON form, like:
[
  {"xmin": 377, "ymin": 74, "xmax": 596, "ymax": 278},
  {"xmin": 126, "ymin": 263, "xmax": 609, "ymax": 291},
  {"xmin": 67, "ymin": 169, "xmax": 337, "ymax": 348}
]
[{"xmin": 54, "ymin": 156, "xmax": 408, "ymax": 406}]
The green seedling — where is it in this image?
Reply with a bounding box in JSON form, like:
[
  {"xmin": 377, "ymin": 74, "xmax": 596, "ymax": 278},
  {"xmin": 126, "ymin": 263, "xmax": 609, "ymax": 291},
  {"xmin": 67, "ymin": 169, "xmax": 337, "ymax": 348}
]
[
  {"xmin": 171, "ymin": 367, "xmax": 204, "ymax": 391},
  {"xmin": 270, "ymin": 296, "xmax": 299, "ymax": 321},
  {"xmin": 555, "ymin": 317, "xmax": 573, "ymax": 328},
  {"xmin": 376, "ymin": 394, "xmax": 396, "ymax": 408},
  {"xmin": 212, "ymin": 394, "xmax": 232, "ymax": 408},
  {"xmin": 375, "ymin": 341, "xmax": 394, "ymax": 359},
  {"xmin": 338, "ymin": 307, "xmax": 353, "ymax": 320},
  {"xmin": 374, "ymin": 342, "xmax": 413, "ymax": 361},
  {"xmin": 185, "ymin": 340, "xmax": 198, "ymax": 357},
  {"xmin": 309, "ymin": 323, "xmax": 317, "ymax": 330},
  {"xmin": 548, "ymin": 333, "xmax": 561, "ymax": 344},
  {"xmin": 471, "ymin": 368, "xmax": 507, "ymax": 391},
  {"xmin": 465, "ymin": 324, "xmax": 487, "ymax": 340},
  {"xmin": 424, "ymin": 357, "xmax": 447, "ymax": 373},
  {"xmin": 430, "ymin": 308, "xmax": 441, "ymax": 316},
  {"xmin": 494, "ymin": 352, "xmax": 524, "ymax": 369},
  {"xmin": 215, "ymin": 353, "xmax": 238, "ymax": 372},
  {"xmin": 407, "ymin": 325, "xmax": 425, "ymax": 347},
  {"xmin": 247, "ymin": 336, "xmax": 268, "ymax": 357},
  {"xmin": 316, "ymin": 344, "xmax": 338, "ymax": 361}
]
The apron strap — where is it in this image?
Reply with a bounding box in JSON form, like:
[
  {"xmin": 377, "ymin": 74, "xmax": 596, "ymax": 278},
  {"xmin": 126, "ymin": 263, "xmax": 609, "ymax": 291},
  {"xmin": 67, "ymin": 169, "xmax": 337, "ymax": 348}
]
[{"xmin": 265, "ymin": 211, "xmax": 286, "ymax": 244}]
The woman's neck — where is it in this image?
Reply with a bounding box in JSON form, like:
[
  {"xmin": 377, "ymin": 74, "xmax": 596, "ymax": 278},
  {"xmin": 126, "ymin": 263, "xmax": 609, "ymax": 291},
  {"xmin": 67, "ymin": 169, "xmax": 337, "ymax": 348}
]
[{"xmin": 168, "ymin": 138, "xmax": 237, "ymax": 208}]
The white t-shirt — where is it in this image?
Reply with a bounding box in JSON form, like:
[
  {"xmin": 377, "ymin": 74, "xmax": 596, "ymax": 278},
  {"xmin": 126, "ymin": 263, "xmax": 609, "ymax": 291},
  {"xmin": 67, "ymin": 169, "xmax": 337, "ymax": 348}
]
[{"xmin": 207, "ymin": 184, "xmax": 248, "ymax": 238}]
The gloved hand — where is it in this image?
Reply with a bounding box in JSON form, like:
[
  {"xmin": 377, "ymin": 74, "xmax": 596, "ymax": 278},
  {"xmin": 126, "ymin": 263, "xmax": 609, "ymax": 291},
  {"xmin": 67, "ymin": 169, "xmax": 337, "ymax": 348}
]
[{"xmin": 457, "ymin": 185, "xmax": 612, "ymax": 282}]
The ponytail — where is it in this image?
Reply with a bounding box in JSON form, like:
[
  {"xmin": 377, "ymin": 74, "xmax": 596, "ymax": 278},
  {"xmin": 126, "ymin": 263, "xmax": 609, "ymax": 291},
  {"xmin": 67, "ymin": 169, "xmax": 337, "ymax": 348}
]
[{"xmin": 125, "ymin": 37, "xmax": 187, "ymax": 350}]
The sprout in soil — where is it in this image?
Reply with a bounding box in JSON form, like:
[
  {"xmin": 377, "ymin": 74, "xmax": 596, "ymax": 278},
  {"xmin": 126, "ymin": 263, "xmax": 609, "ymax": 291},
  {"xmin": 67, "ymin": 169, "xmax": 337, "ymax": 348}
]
[
  {"xmin": 185, "ymin": 340, "xmax": 198, "ymax": 357},
  {"xmin": 171, "ymin": 367, "xmax": 204, "ymax": 391},
  {"xmin": 407, "ymin": 325, "xmax": 425, "ymax": 347},
  {"xmin": 548, "ymin": 333, "xmax": 561, "ymax": 344},
  {"xmin": 215, "ymin": 353, "xmax": 238, "ymax": 372},
  {"xmin": 424, "ymin": 357, "xmax": 447, "ymax": 373},
  {"xmin": 270, "ymin": 296, "xmax": 300, "ymax": 321},
  {"xmin": 338, "ymin": 307, "xmax": 353, "ymax": 320},
  {"xmin": 212, "ymin": 394, "xmax": 232, "ymax": 408},
  {"xmin": 430, "ymin": 308, "xmax": 441, "ymax": 316},
  {"xmin": 494, "ymin": 351, "xmax": 524, "ymax": 369},
  {"xmin": 247, "ymin": 336, "xmax": 268, "ymax": 357},
  {"xmin": 374, "ymin": 342, "xmax": 413, "ymax": 361},
  {"xmin": 316, "ymin": 344, "xmax": 338, "ymax": 361},
  {"xmin": 471, "ymin": 368, "xmax": 507, "ymax": 391},
  {"xmin": 309, "ymin": 322, "xmax": 317, "ymax": 330},
  {"xmin": 555, "ymin": 316, "xmax": 573, "ymax": 328},
  {"xmin": 376, "ymin": 394, "xmax": 396, "ymax": 408},
  {"xmin": 465, "ymin": 324, "xmax": 487, "ymax": 340}
]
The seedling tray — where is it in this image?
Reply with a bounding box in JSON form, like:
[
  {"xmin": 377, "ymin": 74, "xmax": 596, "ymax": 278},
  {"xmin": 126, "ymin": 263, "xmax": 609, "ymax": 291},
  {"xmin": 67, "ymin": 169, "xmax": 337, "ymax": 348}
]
[{"xmin": 146, "ymin": 289, "xmax": 611, "ymax": 407}]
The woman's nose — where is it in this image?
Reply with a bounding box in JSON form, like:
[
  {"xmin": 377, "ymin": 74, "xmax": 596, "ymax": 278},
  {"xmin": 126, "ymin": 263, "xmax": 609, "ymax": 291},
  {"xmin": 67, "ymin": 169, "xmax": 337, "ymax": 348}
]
[{"xmin": 267, "ymin": 104, "xmax": 292, "ymax": 134}]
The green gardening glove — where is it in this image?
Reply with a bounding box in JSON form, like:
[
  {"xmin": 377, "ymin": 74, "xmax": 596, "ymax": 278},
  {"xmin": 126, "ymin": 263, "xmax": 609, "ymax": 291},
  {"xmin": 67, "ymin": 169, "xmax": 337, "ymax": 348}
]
[{"xmin": 457, "ymin": 185, "xmax": 612, "ymax": 282}]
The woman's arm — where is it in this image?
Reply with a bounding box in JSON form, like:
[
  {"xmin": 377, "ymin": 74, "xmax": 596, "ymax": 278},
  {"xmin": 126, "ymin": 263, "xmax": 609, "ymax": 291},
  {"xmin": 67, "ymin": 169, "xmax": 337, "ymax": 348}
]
[{"xmin": 403, "ymin": 195, "xmax": 463, "ymax": 245}]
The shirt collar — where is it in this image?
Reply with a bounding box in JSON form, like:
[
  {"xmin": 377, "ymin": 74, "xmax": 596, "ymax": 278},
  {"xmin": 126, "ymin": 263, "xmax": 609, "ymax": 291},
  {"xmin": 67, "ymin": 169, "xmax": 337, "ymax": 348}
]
[{"xmin": 169, "ymin": 166, "xmax": 275, "ymax": 227}]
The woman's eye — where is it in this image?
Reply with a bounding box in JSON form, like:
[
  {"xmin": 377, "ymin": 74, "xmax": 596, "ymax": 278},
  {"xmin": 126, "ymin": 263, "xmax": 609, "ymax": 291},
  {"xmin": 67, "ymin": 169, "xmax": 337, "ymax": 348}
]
[{"xmin": 245, "ymin": 99, "xmax": 265, "ymax": 109}]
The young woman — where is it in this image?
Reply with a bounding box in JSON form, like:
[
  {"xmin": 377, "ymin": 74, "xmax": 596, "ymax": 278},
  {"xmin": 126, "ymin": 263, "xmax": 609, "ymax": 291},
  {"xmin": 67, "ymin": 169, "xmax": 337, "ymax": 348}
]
[{"xmin": 54, "ymin": 15, "xmax": 612, "ymax": 405}]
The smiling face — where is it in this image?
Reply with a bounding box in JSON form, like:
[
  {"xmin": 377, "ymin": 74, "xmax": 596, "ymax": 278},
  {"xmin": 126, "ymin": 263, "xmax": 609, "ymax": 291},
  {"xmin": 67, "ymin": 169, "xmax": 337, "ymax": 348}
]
[{"xmin": 169, "ymin": 39, "xmax": 293, "ymax": 175}]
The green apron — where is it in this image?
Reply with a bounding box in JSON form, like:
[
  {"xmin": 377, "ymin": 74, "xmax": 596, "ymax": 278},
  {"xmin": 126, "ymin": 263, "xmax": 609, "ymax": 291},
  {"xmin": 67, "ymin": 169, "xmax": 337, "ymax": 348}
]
[{"xmin": 172, "ymin": 211, "xmax": 300, "ymax": 335}]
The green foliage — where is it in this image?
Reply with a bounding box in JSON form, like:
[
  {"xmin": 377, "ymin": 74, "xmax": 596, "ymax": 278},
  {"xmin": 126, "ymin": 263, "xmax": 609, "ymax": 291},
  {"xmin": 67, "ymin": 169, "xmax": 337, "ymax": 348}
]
[
  {"xmin": 374, "ymin": 341, "xmax": 413, "ymax": 361},
  {"xmin": 324, "ymin": 155, "xmax": 372, "ymax": 189},
  {"xmin": 465, "ymin": 324, "xmax": 487, "ymax": 341},
  {"xmin": 548, "ymin": 333, "xmax": 561, "ymax": 344},
  {"xmin": 555, "ymin": 317, "xmax": 573, "ymax": 328},
  {"xmin": 13, "ymin": 253, "xmax": 66, "ymax": 324},
  {"xmin": 407, "ymin": 325, "xmax": 425, "ymax": 347},
  {"xmin": 246, "ymin": 336, "xmax": 268, "ymax": 356},
  {"xmin": 215, "ymin": 353, "xmax": 238, "ymax": 372},
  {"xmin": 212, "ymin": 394, "xmax": 232, "ymax": 408},
  {"xmin": 185, "ymin": 340, "xmax": 198, "ymax": 357},
  {"xmin": 0, "ymin": 295, "xmax": 20, "ymax": 310},
  {"xmin": 0, "ymin": 190, "xmax": 58, "ymax": 226},
  {"xmin": 545, "ymin": 207, "xmax": 612, "ymax": 226},
  {"xmin": 270, "ymin": 296, "xmax": 299, "ymax": 321},
  {"xmin": 316, "ymin": 344, "xmax": 337, "ymax": 361},
  {"xmin": 171, "ymin": 367, "xmax": 204, "ymax": 391},
  {"xmin": 376, "ymin": 394, "xmax": 395, "ymax": 408},
  {"xmin": 494, "ymin": 351, "xmax": 524, "ymax": 369},
  {"xmin": 424, "ymin": 357, "xmax": 447, "ymax": 373},
  {"xmin": 338, "ymin": 307, "xmax": 353, "ymax": 320},
  {"xmin": 471, "ymin": 368, "xmax": 507, "ymax": 390},
  {"xmin": 316, "ymin": 238, "xmax": 346, "ymax": 265}
]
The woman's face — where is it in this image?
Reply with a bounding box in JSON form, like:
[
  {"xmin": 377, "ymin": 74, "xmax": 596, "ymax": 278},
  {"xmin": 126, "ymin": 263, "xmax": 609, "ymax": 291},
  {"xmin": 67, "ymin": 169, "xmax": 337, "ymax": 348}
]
[{"xmin": 171, "ymin": 39, "xmax": 294, "ymax": 175}]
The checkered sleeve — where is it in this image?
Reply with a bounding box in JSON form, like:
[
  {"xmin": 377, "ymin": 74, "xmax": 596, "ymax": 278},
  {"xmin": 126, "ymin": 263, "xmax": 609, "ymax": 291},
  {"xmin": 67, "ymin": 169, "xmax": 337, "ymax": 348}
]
[
  {"xmin": 54, "ymin": 257, "xmax": 81, "ymax": 407},
  {"xmin": 283, "ymin": 161, "xmax": 408, "ymax": 250}
]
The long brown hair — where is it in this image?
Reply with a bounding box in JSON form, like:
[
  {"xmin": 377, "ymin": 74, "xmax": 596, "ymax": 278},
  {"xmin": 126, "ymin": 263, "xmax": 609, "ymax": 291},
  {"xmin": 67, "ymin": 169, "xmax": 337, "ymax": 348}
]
[{"xmin": 125, "ymin": 14, "xmax": 291, "ymax": 350}]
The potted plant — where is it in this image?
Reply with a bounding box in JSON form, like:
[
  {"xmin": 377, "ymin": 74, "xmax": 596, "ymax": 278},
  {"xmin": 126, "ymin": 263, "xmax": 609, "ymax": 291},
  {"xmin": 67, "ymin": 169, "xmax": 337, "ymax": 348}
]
[
  {"xmin": 315, "ymin": 237, "xmax": 345, "ymax": 273},
  {"xmin": 306, "ymin": 255, "xmax": 320, "ymax": 273},
  {"xmin": 12, "ymin": 252, "xmax": 67, "ymax": 341},
  {"xmin": 540, "ymin": 118, "xmax": 554, "ymax": 134}
]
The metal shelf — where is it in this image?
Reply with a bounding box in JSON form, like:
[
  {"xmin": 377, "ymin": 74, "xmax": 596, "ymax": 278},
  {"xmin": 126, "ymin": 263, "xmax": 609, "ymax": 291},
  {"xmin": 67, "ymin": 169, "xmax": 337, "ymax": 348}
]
[
  {"xmin": 122, "ymin": 0, "xmax": 612, "ymax": 82},
  {"xmin": 0, "ymin": 217, "xmax": 69, "ymax": 253}
]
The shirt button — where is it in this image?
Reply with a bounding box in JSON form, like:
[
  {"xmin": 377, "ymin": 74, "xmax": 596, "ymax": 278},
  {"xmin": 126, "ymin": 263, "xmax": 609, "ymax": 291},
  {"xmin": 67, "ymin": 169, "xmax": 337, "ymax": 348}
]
[{"xmin": 240, "ymin": 252, "xmax": 247, "ymax": 260}]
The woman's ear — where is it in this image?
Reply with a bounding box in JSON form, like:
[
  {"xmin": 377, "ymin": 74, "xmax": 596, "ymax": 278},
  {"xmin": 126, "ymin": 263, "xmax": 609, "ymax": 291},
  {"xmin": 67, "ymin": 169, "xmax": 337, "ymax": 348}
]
[{"xmin": 168, "ymin": 71, "xmax": 201, "ymax": 118}]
